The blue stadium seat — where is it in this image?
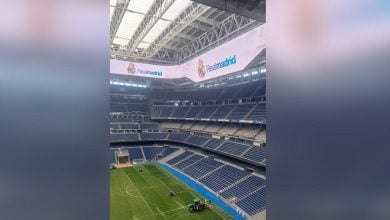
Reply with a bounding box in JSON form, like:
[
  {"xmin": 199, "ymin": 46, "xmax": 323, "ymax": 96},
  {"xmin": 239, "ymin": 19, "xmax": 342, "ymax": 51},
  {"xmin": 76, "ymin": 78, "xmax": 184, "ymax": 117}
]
[{"xmin": 235, "ymin": 186, "xmax": 266, "ymax": 216}]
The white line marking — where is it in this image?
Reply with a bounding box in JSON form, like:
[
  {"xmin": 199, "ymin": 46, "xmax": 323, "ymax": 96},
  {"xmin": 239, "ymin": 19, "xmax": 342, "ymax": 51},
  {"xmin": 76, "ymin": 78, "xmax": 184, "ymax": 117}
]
[
  {"xmin": 121, "ymin": 169, "xmax": 156, "ymax": 215},
  {"xmin": 155, "ymin": 165, "xmax": 227, "ymax": 219},
  {"xmin": 124, "ymin": 186, "xmax": 140, "ymax": 198}
]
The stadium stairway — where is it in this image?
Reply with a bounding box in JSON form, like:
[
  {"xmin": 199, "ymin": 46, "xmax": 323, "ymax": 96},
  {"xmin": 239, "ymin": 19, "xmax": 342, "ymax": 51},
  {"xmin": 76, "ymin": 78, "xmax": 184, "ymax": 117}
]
[
  {"xmin": 197, "ymin": 163, "xmax": 225, "ymax": 180},
  {"xmin": 159, "ymin": 148, "xmax": 185, "ymax": 163},
  {"xmin": 140, "ymin": 147, "xmax": 146, "ymax": 162},
  {"xmin": 252, "ymin": 209, "xmax": 266, "ymax": 220},
  {"xmin": 224, "ymin": 105, "xmax": 238, "ymax": 119},
  {"xmin": 218, "ymin": 174, "xmax": 253, "ymax": 194},
  {"xmin": 243, "ymin": 103, "xmax": 258, "ymax": 119}
]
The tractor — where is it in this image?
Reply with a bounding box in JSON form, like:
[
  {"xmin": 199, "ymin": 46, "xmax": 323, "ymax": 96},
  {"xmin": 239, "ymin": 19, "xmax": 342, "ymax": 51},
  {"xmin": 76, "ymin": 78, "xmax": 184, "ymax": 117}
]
[{"xmin": 187, "ymin": 199, "xmax": 207, "ymax": 213}]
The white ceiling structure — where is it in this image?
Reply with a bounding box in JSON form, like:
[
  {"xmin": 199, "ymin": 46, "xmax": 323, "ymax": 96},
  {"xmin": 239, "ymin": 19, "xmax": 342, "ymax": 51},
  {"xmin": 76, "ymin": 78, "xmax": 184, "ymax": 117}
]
[{"xmin": 110, "ymin": 0, "xmax": 262, "ymax": 65}]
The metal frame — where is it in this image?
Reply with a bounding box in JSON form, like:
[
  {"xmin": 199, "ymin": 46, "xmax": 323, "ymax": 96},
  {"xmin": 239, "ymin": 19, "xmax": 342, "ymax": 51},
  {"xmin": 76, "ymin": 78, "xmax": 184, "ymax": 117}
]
[
  {"xmin": 126, "ymin": 0, "xmax": 176, "ymax": 52},
  {"xmin": 144, "ymin": 3, "xmax": 211, "ymax": 59},
  {"xmin": 110, "ymin": 0, "xmax": 264, "ymax": 65},
  {"xmin": 172, "ymin": 14, "xmax": 260, "ymax": 62},
  {"xmin": 110, "ymin": 0, "xmax": 131, "ymax": 43}
]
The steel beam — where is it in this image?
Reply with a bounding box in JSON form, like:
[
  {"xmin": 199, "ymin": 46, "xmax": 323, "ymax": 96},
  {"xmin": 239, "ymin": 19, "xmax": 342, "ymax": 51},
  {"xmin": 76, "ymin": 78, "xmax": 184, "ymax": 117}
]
[
  {"xmin": 144, "ymin": 3, "xmax": 211, "ymax": 59},
  {"xmin": 126, "ymin": 0, "xmax": 176, "ymax": 52},
  {"xmin": 110, "ymin": 0, "xmax": 131, "ymax": 43}
]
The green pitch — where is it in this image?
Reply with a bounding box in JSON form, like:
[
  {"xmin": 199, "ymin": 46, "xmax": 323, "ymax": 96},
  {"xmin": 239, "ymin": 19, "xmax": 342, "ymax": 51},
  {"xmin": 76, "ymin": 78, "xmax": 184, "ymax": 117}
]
[{"xmin": 110, "ymin": 163, "xmax": 231, "ymax": 220}]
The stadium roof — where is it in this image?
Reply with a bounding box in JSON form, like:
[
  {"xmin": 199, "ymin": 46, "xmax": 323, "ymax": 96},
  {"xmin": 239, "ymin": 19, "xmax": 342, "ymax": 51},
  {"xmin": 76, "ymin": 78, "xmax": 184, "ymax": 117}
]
[{"xmin": 110, "ymin": 0, "xmax": 263, "ymax": 65}]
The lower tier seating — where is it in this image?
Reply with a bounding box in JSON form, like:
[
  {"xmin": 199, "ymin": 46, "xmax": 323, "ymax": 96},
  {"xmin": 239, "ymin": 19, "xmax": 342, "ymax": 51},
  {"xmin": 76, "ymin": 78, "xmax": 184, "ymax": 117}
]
[
  {"xmin": 110, "ymin": 132, "xmax": 266, "ymax": 166},
  {"xmin": 235, "ymin": 187, "xmax": 266, "ymax": 216},
  {"xmin": 164, "ymin": 151, "xmax": 266, "ymax": 217}
]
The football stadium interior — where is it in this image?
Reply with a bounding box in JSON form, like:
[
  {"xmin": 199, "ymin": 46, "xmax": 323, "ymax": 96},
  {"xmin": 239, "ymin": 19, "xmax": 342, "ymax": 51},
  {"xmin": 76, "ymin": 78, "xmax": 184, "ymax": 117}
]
[{"xmin": 109, "ymin": 0, "xmax": 266, "ymax": 219}]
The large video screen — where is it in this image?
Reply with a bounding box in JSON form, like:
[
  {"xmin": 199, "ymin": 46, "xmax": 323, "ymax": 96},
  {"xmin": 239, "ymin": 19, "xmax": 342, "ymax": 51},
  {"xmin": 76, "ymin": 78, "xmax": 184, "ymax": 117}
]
[{"xmin": 110, "ymin": 24, "xmax": 265, "ymax": 82}]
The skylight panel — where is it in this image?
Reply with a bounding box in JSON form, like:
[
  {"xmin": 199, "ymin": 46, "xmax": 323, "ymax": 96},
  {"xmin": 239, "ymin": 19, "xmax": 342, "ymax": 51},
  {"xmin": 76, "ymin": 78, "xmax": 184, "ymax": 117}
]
[
  {"xmin": 110, "ymin": 7, "xmax": 114, "ymax": 21},
  {"xmin": 142, "ymin": 20, "xmax": 172, "ymax": 44},
  {"xmin": 137, "ymin": 42, "xmax": 151, "ymax": 49},
  {"xmin": 128, "ymin": 0, "xmax": 154, "ymax": 14},
  {"xmin": 162, "ymin": 0, "xmax": 192, "ymax": 20},
  {"xmin": 116, "ymin": 12, "xmax": 144, "ymax": 39},
  {"xmin": 110, "ymin": 0, "xmax": 117, "ymax": 7},
  {"xmin": 113, "ymin": 37, "xmax": 129, "ymax": 45}
]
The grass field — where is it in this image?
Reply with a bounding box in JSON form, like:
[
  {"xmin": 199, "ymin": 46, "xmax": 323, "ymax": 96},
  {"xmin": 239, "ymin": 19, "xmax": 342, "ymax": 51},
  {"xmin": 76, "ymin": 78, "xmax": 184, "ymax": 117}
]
[{"xmin": 110, "ymin": 163, "xmax": 231, "ymax": 220}]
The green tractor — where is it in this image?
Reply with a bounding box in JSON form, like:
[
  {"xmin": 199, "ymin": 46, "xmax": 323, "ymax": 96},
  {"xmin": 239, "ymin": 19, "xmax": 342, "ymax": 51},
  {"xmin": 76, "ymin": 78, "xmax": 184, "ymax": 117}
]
[{"xmin": 187, "ymin": 199, "xmax": 207, "ymax": 213}]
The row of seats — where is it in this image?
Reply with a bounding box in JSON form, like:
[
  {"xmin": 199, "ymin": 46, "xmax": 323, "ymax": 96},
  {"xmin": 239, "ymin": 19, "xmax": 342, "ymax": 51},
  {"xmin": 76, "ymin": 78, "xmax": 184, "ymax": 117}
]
[
  {"xmin": 165, "ymin": 151, "xmax": 266, "ymax": 216},
  {"xmin": 110, "ymin": 103, "xmax": 148, "ymax": 113},
  {"xmin": 110, "ymin": 132, "xmax": 266, "ymax": 165},
  {"xmin": 160, "ymin": 121, "xmax": 266, "ymax": 141},
  {"xmin": 110, "ymin": 114, "xmax": 151, "ymax": 123},
  {"xmin": 199, "ymin": 165, "xmax": 250, "ymax": 192},
  {"xmin": 166, "ymin": 151, "xmax": 194, "ymax": 165},
  {"xmin": 110, "ymin": 123, "xmax": 159, "ymax": 130},
  {"xmin": 235, "ymin": 187, "xmax": 266, "ymax": 216},
  {"xmin": 151, "ymin": 103, "xmax": 266, "ymax": 121},
  {"xmin": 150, "ymin": 80, "xmax": 265, "ymax": 101},
  {"xmin": 220, "ymin": 175, "xmax": 265, "ymax": 200},
  {"xmin": 109, "ymin": 146, "xmax": 179, "ymax": 163}
]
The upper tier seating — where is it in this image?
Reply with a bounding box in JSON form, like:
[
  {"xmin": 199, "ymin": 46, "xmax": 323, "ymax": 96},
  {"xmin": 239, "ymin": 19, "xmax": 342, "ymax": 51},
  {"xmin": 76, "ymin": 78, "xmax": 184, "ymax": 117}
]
[
  {"xmin": 217, "ymin": 141, "xmax": 251, "ymax": 156},
  {"xmin": 167, "ymin": 133, "xmax": 191, "ymax": 142},
  {"xmin": 151, "ymin": 102, "xmax": 266, "ymax": 122},
  {"xmin": 217, "ymin": 124, "xmax": 241, "ymax": 136},
  {"xmin": 235, "ymin": 125, "xmax": 261, "ymax": 139},
  {"xmin": 140, "ymin": 123, "xmax": 159, "ymax": 130},
  {"xmin": 197, "ymin": 106, "xmax": 219, "ymax": 118},
  {"xmin": 160, "ymin": 122, "xmax": 182, "ymax": 129},
  {"xmin": 255, "ymin": 130, "xmax": 266, "ymax": 142},
  {"xmin": 234, "ymin": 81, "xmax": 260, "ymax": 98},
  {"xmin": 245, "ymin": 103, "xmax": 266, "ymax": 120},
  {"xmin": 111, "ymin": 104, "xmax": 126, "ymax": 112},
  {"xmin": 110, "ymin": 133, "xmax": 139, "ymax": 142},
  {"xmin": 191, "ymin": 122, "xmax": 208, "ymax": 131},
  {"xmin": 110, "ymin": 123, "xmax": 120, "ymax": 130},
  {"xmin": 119, "ymin": 123, "xmax": 139, "ymax": 130},
  {"xmin": 140, "ymin": 132, "xmax": 168, "ymax": 140},
  {"xmin": 203, "ymin": 138, "xmax": 225, "ymax": 149},
  {"xmin": 211, "ymin": 105, "xmax": 235, "ymax": 119},
  {"xmin": 228, "ymin": 104, "xmax": 255, "ymax": 119},
  {"xmin": 170, "ymin": 106, "xmax": 190, "ymax": 118},
  {"xmin": 152, "ymin": 106, "xmax": 173, "ymax": 118},
  {"xmin": 181, "ymin": 122, "xmax": 194, "ymax": 130},
  {"xmin": 186, "ymin": 135, "xmax": 210, "ymax": 146},
  {"xmin": 150, "ymin": 79, "xmax": 265, "ymax": 102},
  {"xmin": 185, "ymin": 106, "xmax": 203, "ymax": 118},
  {"xmin": 204, "ymin": 124, "xmax": 222, "ymax": 133},
  {"xmin": 110, "ymin": 99, "xmax": 148, "ymax": 113}
]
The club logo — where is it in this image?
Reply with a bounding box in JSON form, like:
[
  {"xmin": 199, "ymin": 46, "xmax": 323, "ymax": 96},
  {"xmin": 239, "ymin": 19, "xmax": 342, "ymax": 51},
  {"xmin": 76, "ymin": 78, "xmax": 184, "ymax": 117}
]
[
  {"xmin": 198, "ymin": 59, "xmax": 206, "ymax": 78},
  {"xmin": 127, "ymin": 63, "xmax": 136, "ymax": 74}
]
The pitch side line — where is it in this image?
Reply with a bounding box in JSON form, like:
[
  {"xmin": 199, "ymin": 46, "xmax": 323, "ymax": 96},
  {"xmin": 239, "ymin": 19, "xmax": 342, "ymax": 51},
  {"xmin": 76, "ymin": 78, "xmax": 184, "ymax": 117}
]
[{"xmin": 122, "ymin": 169, "xmax": 156, "ymax": 215}]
